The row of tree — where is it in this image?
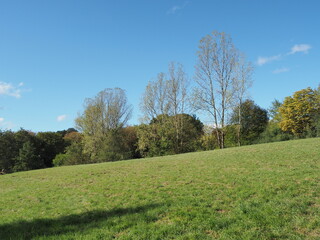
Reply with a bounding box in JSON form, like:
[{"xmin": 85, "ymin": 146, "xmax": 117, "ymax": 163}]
[
  {"xmin": 0, "ymin": 128, "xmax": 76, "ymax": 173},
  {"xmin": 1, "ymin": 85, "xmax": 318, "ymax": 173},
  {"xmin": 1, "ymin": 31, "xmax": 319, "ymax": 173}
]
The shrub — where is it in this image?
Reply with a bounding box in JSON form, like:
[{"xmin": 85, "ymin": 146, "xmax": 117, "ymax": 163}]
[{"xmin": 53, "ymin": 153, "xmax": 69, "ymax": 167}]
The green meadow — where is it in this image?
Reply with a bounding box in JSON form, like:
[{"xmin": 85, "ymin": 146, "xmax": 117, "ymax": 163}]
[{"xmin": 0, "ymin": 138, "xmax": 319, "ymax": 239}]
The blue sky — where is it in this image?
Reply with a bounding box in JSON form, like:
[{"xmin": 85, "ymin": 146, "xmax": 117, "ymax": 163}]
[{"xmin": 0, "ymin": 0, "xmax": 319, "ymax": 132}]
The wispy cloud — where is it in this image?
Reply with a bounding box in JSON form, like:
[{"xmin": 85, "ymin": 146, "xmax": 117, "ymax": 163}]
[
  {"xmin": 272, "ymin": 67, "xmax": 290, "ymax": 74},
  {"xmin": 57, "ymin": 114, "xmax": 67, "ymax": 122},
  {"xmin": 257, "ymin": 43, "xmax": 312, "ymax": 67},
  {"xmin": 289, "ymin": 44, "xmax": 311, "ymax": 54},
  {"xmin": 0, "ymin": 82, "xmax": 24, "ymax": 98},
  {"xmin": 167, "ymin": 2, "xmax": 189, "ymax": 14},
  {"xmin": 257, "ymin": 55, "xmax": 281, "ymax": 66},
  {"xmin": 0, "ymin": 117, "xmax": 15, "ymax": 129}
]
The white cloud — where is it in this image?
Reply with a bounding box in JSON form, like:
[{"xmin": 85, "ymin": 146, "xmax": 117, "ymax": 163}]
[
  {"xmin": 57, "ymin": 114, "xmax": 67, "ymax": 122},
  {"xmin": 0, "ymin": 117, "xmax": 15, "ymax": 129},
  {"xmin": 257, "ymin": 43, "xmax": 312, "ymax": 68},
  {"xmin": 289, "ymin": 44, "xmax": 311, "ymax": 54},
  {"xmin": 257, "ymin": 55, "xmax": 281, "ymax": 66},
  {"xmin": 0, "ymin": 82, "xmax": 23, "ymax": 98},
  {"xmin": 272, "ymin": 67, "xmax": 290, "ymax": 74},
  {"xmin": 167, "ymin": 2, "xmax": 189, "ymax": 14}
]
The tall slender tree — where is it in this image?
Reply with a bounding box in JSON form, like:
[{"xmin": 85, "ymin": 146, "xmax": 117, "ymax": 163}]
[
  {"xmin": 233, "ymin": 54, "xmax": 253, "ymax": 146},
  {"xmin": 193, "ymin": 31, "xmax": 253, "ymax": 148},
  {"xmin": 140, "ymin": 62, "xmax": 189, "ymax": 153},
  {"xmin": 166, "ymin": 62, "xmax": 189, "ymax": 152},
  {"xmin": 141, "ymin": 72, "xmax": 169, "ymax": 122}
]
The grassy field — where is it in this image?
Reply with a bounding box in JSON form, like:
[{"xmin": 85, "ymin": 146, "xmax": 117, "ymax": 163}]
[{"xmin": 0, "ymin": 138, "xmax": 319, "ymax": 239}]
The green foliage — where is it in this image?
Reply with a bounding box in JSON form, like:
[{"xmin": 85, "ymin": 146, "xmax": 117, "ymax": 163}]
[
  {"xmin": 95, "ymin": 129, "xmax": 132, "ymax": 162},
  {"xmin": 53, "ymin": 153, "xmax": 69, "ymax": 167},
  {"xmin": 75, "ymin": 88, "xmax": 133, "ymax": 163},
  {"xmin": 1, "ymin": 138, "xmax": 319, "ymax": 239},
  {"xmin": 13, "ymin": 141, "xmax": 44, "ymax": 171},
  {"xmin": 258, "ymin": 122, "xmax": 294, "ymax": 143},
  {"xmin": 223, "ymin": 125, "xmax": 238, "ymax": 147},
  {"xmin": 0, "ymin": 129, "xmax": 72, "ymax": 172},
  {"xmin": 230, "ymin": 100, "xmax": 269, "ymax": 145},
  {"xmin": 268, "ymin": 99, "xmax": 282, "ymax": 123},
  {"xmin": 37, "ymin": 131, "xmax": 67, "ymax": 167},
  {"xmin": 56, "ymin": 127, "xmax": 138, "ymax": 166},
  {"xmin": 137, "ymin": 114, "xmax": 204, "ymax": 157},
  {"xmin": 198, "ymin": 125, "xmax": 219, "ymax": 150},
  {"xmin": 137, "ymin": 120, "xmax": 173, "ymax": 157},
  {"xmin": 59, "ymin": 134, "xmax": 89, "ymax": 166},
  {"xmin": 122, "ymin": 126, "xmax": 140, "ymax": 159},
  {"xmin": 9, "ymin": 129, "xmax": 44, "ymax": 172},
  {"xmin": 315, "ymin": 114, "xmax": 320, "ymax": 137},
  {"xmin": 0, "ymin": 130, "xmax": 17, "ymax": 172},
  {"xmin": 199, "ymin": 134, "xmax": 217, "ymax": 150},
  {"xmin": 258, "ymin": 99, "xmax": 294, "ymax": 144}
]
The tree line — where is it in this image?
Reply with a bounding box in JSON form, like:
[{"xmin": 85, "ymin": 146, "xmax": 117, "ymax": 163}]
[
  {"xmin": 1, "ymin": 31, "xmax": 319, "ymax": 173},
  {"xmin": 0, "ymin": 128, "xmax": 76, "ymax": 173}
]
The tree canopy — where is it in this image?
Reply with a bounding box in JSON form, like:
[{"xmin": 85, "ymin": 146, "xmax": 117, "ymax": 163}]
[
  {"xmin": 230, "ymin": 99, "xmax": 269, "ymax": 145},
  {"xmin": 75, "ymin": 88, "xmax": 133, "ymax": 162},
  {"xmin": 279, "ymin": 87, "xmax": 320, "ymax": 137}
]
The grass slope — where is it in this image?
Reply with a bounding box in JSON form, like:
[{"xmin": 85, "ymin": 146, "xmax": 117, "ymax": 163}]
[{"xmin": 0, "ymin": 138, "xmax": 319, "ymax": 240}]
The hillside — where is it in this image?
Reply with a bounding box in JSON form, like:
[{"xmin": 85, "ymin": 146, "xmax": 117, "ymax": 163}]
[{"xmin": 0, "ymin": 138, "xmax": 319, "ymax": 239}]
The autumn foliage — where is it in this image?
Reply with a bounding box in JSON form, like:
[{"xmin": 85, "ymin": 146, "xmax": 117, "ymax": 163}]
[{"xmin": 279, "ymin": 87, "xmax": 320, "ymax": 137}]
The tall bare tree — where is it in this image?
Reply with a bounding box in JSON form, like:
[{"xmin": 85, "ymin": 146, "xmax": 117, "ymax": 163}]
[
  {"xmin": 193, "ymin": 31, "xmax": 253, "ymax": 148},
  {"xmin": 141, "ymin": 62, "xmax": 188, "ymax": 122},
  {"xmin": 141, "ymin": 72, "xmax": 169, "ymax": 121},
  {"xmin": 166, "ymin": 62, "xmax": 189, "ymax": 151},
  {"xmin": 140, "ymin": 62, "xmax": 189, "ymax": 153},
  {"xmin": 166, "ymin": 62, "xmax": 188, "ymax": 116},
  {"xmin": 233, "ymin": 54, "xmax": 253, "ymax": 146}
]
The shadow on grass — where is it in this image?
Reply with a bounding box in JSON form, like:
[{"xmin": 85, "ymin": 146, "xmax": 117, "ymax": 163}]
[{"xmin": 0, "ymin": 203, "xmax": 160, "ymax": 239}]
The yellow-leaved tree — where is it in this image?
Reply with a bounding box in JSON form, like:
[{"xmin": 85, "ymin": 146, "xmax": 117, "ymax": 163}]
[{"xmin": 279, "ymin": 87, "xmax": 320, "ymax": 137}]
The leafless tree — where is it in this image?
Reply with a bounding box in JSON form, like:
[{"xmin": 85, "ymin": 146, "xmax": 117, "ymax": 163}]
[
  {"xmin": 193, "ymin": 31, "xmax": 253, "ymax": 148},
  {"xmin": 232, "ymin": 54, "xmax": 253, "ymax": 146},
  {"xmin": 141, "ymin": 72, "xmax": 169, "ymax": 121},
  {"xmin": 166, "ymin": 62, "xmax": 189, "ymax": 150},
  {"xmin": 141, "ymin": 62, "xmax": 188, "ymax": 121},
  {"xmin": 166, "ymin": 62, "xmax": 188, "ymax": 116},
  {"xmin": 76, "ymin": 88, "xmax": 132, "ymax": 134}
]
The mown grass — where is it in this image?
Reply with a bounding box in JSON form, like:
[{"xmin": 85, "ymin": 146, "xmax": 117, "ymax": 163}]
[{"xmin": 0, "ymin": 138, "xmax": 319, "ymax": 239}]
